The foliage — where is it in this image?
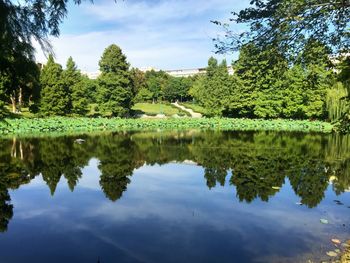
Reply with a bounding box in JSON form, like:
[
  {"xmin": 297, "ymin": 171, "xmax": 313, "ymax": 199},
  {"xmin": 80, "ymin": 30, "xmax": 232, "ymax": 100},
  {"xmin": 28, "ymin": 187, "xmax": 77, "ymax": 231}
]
[
  {"xmin": 62, "ymin": 57, "xmax": 90, "ymax": 116},
  {"xmin": 191, "ymin": 58, "xmax": 233, "ymax": 116},
  {"xmin": 0, "ymin": 0, "xmax": 85, "ymax": 118},
  {"xmin": 334, "ymin": 56, "xmax": 350, "ymax": 132},
  {"xmin": 327, "ymin": 83, "xmax": 348, "ymax": 122},
  {"xmin": 144, "ymin": 70, "xmax": 169, "ymax": 102},
  {"xmin": 0, "ymin": 130, "xmax": 348, "ymax": 224},
  {"xmin": 97, "ymin": 44, "xmax": 133, "ymax": 117},
  {"xmin": 214, "ymin": 0, "xmax": 350, "ymax": 57},
  {"xmin": 70, "ymin": 81, "xmax": 89, "ymax": 116},
  {"xmin": 130, "ymin": 68, "xmax": 147, "ymax": 96},
  {"xmin": 163, "ymin": 77, "xmax": 192, "ymax": 102},
  {"xmin": 0, "ymin": 117, "xmax": 333, "ymax": 136},
  {"xmin": 40, "ymin": 55, "xmax": 70, "ymax": 116},
  {"xmin": 134, "ymin": 88, "xmax": 153, "ymax": 103}
]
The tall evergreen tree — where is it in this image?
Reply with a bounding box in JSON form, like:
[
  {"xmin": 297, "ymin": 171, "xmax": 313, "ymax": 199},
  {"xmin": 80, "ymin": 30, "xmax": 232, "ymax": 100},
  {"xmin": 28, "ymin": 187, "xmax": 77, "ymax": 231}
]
[
  {"xmin": 233, "ymin": 44, "xmax": 288, "ymax": 118},
  {"xmin": 62, "ymin": 57, "xmax": 89, "ymax": 115},
  {"xmin": 40, "ymin": 55, "xmax": 70, "ymax": 116},
  {"xmin": 192, "ymin": 58, "xmax": 232, "ymax": 116},
  {"xmin": 97, "ymin": 44, "xmax": 133, "ymax": 117}
]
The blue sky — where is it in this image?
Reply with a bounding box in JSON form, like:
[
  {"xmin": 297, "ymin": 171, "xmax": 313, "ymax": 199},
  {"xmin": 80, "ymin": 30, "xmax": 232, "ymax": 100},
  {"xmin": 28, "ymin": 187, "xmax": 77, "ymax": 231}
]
[{"xmin": 35, "ymin": 0, "xmax": 248, "ymax": 72}]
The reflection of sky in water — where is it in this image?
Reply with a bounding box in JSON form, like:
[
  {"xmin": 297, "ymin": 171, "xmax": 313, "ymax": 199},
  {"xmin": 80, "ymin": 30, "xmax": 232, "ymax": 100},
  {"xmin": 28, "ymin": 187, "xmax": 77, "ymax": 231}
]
[{"xmin": 2, "ymin": 161, "xmax": 350, "ymax": 263}]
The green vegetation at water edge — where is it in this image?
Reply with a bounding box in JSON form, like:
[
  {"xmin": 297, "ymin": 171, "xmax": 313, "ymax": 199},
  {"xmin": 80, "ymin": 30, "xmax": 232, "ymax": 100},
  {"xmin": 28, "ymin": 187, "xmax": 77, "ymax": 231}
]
[{"xmin": 0, "ymin": 117, "xmax": 333, "ymax": 136}]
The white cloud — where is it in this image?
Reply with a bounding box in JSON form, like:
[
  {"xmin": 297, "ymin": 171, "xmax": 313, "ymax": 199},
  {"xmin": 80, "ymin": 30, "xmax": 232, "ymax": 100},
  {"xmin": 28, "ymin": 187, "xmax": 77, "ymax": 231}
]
[{"xmin": 35, "ymin": 0, "xmax": 245, "ymax": 71}]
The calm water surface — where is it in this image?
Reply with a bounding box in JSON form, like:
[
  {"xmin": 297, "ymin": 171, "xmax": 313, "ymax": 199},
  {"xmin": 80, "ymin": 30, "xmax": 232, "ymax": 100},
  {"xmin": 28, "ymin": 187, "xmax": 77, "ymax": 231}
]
[{"xmin": 0, "ymin": 131, "xmax": 349, "ymax": 263}]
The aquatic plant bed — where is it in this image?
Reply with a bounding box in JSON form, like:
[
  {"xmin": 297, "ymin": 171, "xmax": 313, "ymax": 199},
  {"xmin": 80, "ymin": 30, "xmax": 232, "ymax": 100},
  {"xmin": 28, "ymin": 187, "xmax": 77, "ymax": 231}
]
[{"xmin": 0, "ymin": 117, "xmax": 333, "ymax": 136}]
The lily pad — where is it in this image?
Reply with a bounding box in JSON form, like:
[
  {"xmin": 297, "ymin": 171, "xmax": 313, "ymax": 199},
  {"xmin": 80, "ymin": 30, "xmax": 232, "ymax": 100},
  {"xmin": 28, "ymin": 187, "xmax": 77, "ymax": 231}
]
[
  {"xmin": 326, "ymin": 251, "xmax": 337, "ymax": 257},
  {"xmin": 332, "ymin": 239, "xmax": 341, "ymax": 244},
  {"xmin": 320, "ymin": 219, "xmax": 329, "ymax": 224}
]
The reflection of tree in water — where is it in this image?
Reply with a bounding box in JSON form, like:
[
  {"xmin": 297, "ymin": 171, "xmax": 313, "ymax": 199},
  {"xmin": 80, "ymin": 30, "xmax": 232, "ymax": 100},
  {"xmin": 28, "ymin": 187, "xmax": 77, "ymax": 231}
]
[
  {"xmin": 0, "ymin": 184, "xmax": 13, "ymax": 232},
  {"xmin": 38, "ymin": 137, "xmax": 89, "ymax": 194},
  {"xmin": 0, "ymin": 131, "xmax": 349, "ymax": 231},
  {"xmin": 288, "ymin": 160, "xmax": 329, "ymax": 208},
  {"xmin": 190, "ymin": 131, "xmax": 233, "ymax": 189},
  {"xmin": 96, "ymin": 134, "xmax": 143, "ymax": 201},
  {"xmin": 0, "ymin": 139, "xmax": 34, "ymax": 232},
  {"xmin": 231, "ymin": 152, "xmax": 286, "ymax": 203}
]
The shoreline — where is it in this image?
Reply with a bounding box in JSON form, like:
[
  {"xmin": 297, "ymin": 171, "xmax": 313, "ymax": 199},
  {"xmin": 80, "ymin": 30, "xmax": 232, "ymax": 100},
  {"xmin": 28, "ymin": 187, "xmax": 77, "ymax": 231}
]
[{"xmin": 0, "ymin": 117, "xmax": 333, "ymax": 137}]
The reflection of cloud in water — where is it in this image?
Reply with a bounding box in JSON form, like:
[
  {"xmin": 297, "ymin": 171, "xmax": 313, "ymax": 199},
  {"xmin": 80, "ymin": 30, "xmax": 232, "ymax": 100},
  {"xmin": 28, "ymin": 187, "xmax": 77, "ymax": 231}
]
[
  {"xmin": 6, "ymin": 162, "xmax": 350, "ymax": 262},
  {"xmin": 80, "ymin": 164, "xmax": 334, "ymax": 238},
  {"xmin": 77, "ymin": 158, "xmax": 101, "ymax": 190}
]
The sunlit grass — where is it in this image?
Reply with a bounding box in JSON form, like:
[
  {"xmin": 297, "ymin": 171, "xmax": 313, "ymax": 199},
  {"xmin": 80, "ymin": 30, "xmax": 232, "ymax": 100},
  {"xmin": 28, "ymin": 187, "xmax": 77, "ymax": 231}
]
[{"xmin": 132, "ymin": 103, "xmax": 186, "ymax": 116}]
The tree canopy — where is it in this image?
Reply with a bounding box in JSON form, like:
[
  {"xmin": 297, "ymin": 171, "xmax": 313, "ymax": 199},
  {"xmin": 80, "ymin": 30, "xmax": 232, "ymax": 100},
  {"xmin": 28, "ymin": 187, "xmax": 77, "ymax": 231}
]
[
  {"xmin": 214, "ymin": 0, "xmax": 350, "ymax": 57},
  {"xmin": 97, "ymin": 44, "xmax": 133, "ymax": 117}
]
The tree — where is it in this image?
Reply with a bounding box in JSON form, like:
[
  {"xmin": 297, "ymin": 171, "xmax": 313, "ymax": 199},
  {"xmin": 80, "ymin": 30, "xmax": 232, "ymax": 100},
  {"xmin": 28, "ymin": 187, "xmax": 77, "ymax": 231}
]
[
  {"xmin": 334, "ymin": 57, "xmax": 350, "ymax": 132},
  {"xmin": 0, "ymin": 0, "xmax": 87, "ymax": 117},
  {"xmin": 163, "ymin": 77, "xmax": 192, "ymax": 102},
  {"xmin": 191, "ymin": 58, "xmax": 231, "ymax": 116},
  {"xmin": 232, "ymin": 44, "xmax": 288, "ymax": 118},
  {"xmin": 214, "ymin": 0, "xmax": 350, "ymax": 56},
  {"xmin": 134, "ymin": 88, "xmax": 153, "ymax": 103},
  {"xmin": 145, "ymin": 70, "xmax": 169, "ymax": 102},
  {"xmin": 40, "ymin": 55, "xmax": 70, "ymax": 116},
  {"xmin": 201, "ymin": 59, "xmax": 232, "ymax": 116},
  {"xmin": 62, "ymin": 57, "xmax": 89, "ymax": 115},
  {"xmin": 130, "ymin": 68, "xmax": 147, "ymax": 96},
  {"xmin": 70, "ymin": 81, "xmax": 90, "ymax": 116},
  {"xmin": 97, "ymin": 44, "xmax": 133, "ymax": 117},
  {"xmin": 63, "ymin": 57, "xmax": 81, "ymax": 89},
  {"xmin": 0, "ymin": 54, "xmax": 40, "ymax": 114},
  {"xmin": 296, "ymin": 40, "xmax": 334, "ymax": 119}
]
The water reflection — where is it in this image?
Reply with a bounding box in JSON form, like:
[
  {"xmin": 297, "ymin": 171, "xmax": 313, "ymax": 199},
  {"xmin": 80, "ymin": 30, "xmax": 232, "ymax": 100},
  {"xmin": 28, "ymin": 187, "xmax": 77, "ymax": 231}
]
[{"xmin": 0, "ymin": 131, "xmax": 349, "ymax": 233}]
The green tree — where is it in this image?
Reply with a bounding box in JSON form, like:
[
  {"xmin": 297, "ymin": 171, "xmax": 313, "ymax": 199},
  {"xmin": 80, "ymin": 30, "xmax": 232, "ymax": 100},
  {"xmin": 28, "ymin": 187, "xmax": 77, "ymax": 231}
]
[
  {"xmin": 214, "ymin": 0, "xmax": 350, "ymax": 56},
  {"xmin": 297, "ymin": 40, "xmax": 334, "ymax": 119},
  {"xmin": 334, "ymin": 57, "xmax": 350, "ymax": 132},
  {"xmin": 281, "ymin": 65, "xmax": 306, "ymax": 118},
  {"xmin": 0, "ymin": 0, "xmax": 91, "ymax": 118},
  {"xmin": 62, "ymin": 57, "xmax": 89, "ymax": 115},
  {"xmin": 233, "ymin": 44, "xmax": 288, "ymax": 118},
  {"xmin": 40, "ymin": 55, "xmax": 70, "ymax": 116},
  {"xmin": 130, "ymin": 68, "xmax": 147, "ymax": 96},
  {"xmin": 145, "ymin": 70, "xmax": 169, "ymax": 102},
  {"xmin": 134, "ymin": 88, "xmax": 154, "ymax": 103},
  {"xmin": 71, "ymin": 81, "xmax": 89, "ymax": 116},
  {"xmin": 163, "ymin": 77, "xmax": 192, "ymax": 102},
  {"xmin": 195, "ymin": 58, "xmax": 232, "ymax": 116},
  {"xmin": 97, "ymin": 44, "xmax": 133, "ymax": 117}
]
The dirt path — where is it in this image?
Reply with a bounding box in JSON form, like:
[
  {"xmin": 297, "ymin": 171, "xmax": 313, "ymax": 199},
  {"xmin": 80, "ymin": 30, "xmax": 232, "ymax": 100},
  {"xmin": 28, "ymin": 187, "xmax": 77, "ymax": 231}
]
[{"xmin": 171, "ymin": 102, "xmax": 202, "ymax": 118}]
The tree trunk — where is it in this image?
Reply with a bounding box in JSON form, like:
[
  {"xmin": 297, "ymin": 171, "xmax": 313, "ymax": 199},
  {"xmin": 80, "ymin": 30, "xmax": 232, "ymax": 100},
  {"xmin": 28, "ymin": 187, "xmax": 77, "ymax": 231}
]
[
  {"xmin": 18, "ymin": 87, "xmax": 23, "ymax": 112},
  {"xmin": 20, "ymin": 141, "xmax": 23, "ymax": 160},
  {"xmin": 11, "ymin": 138, "xmax": 17, "ymax": 158},
  {"xmin": 10, "ymin": 94, "xmax": 16, "ymax": 113}
]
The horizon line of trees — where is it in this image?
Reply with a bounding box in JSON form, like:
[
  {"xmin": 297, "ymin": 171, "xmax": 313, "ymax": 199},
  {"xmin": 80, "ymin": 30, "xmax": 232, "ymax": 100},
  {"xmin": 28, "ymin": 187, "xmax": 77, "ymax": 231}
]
[{"xmin": 0, "ymin": 42, "xmax": 349, "ymax": 125}]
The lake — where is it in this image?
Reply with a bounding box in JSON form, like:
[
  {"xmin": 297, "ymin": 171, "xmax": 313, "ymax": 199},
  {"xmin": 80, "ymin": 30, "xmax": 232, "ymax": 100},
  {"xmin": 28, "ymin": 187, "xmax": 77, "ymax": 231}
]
[{"xmin": 0, "ymin": 130, "xmax": 349, "ymax": 262}]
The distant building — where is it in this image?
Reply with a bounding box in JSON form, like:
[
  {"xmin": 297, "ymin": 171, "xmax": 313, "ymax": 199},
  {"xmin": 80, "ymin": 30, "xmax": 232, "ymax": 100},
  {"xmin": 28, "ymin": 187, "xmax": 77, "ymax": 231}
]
[
  {"xmin": 81, "ymin": 71, "xmax": 101, "ymax": 79},
  {"xmin": 164, "ymin": 66, "xmax": 234, "ymax": 77},
  {"xmin": 78, "ymin": 66, "xmax": 234, "ymax": 79}
]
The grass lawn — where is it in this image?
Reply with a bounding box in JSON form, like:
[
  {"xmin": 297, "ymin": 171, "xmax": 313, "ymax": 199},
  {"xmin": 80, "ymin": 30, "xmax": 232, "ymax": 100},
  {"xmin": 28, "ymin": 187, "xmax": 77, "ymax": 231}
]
[
  {"xmin": 5, "ymin": 105, "xmax": 35, "ymax": 118},
  {"xmin": 132, "ymin": 103, "xmax": 187, "ymax": 116},
  {"xmin": 180, "ymin": 102, "xmax": 207, "ymax": 115}
]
